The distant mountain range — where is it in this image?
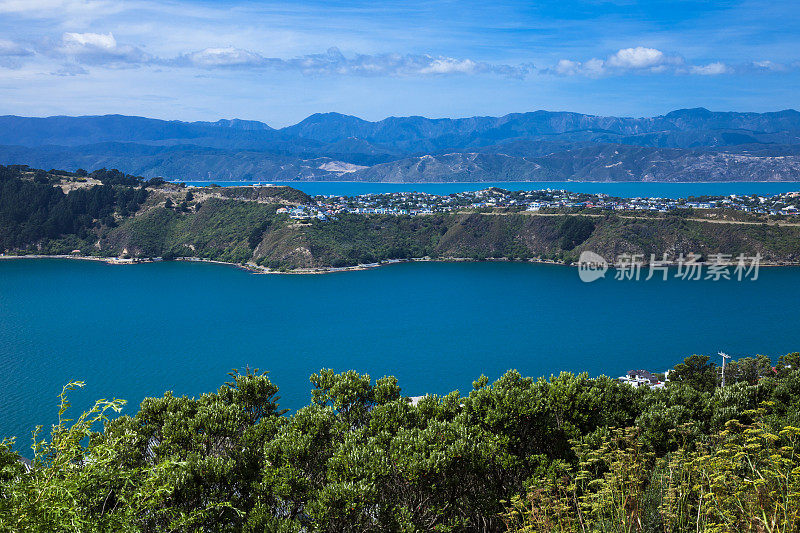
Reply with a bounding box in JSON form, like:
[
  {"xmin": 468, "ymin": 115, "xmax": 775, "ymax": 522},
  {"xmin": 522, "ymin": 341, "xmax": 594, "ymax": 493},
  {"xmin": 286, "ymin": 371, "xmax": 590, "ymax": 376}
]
[{"xmin": 2, "ymin": 108, "xmax": 800, "ymax": 181}]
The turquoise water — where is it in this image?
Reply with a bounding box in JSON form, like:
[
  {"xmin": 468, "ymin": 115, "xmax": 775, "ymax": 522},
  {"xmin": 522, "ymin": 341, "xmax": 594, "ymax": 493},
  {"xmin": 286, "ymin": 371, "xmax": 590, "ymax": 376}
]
[
  {"xmin": 2, "ymin": 259, "xmax": 800, "ymax": 446},
  {"xmin": 179, "ymin": 181, "xmax": 800, "ymax": 198}
]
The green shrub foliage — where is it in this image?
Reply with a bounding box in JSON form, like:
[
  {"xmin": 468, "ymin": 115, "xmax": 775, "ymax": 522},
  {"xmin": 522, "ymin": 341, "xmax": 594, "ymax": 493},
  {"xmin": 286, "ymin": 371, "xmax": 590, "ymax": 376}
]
[{"xmin": 2, "ymin": 354, "xmax": 800, "ymax": 531}]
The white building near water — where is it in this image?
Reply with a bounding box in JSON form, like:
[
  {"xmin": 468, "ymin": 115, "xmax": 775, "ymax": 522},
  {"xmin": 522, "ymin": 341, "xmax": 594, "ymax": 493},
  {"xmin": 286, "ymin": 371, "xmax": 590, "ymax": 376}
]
[{"xmin": 618, "ymin": 369, "xmax": 666, "ymax": 390}]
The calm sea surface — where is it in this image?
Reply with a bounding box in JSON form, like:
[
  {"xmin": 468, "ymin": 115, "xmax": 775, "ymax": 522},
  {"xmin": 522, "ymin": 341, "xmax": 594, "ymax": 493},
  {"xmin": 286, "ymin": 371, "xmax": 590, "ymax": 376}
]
[
  {"xmin": 2, "ymin": 259, "xmax": 800, "ymax": 446},
  {"xmin": 179, "ymin": 181, "xmax": 800, "ymax": 198}
]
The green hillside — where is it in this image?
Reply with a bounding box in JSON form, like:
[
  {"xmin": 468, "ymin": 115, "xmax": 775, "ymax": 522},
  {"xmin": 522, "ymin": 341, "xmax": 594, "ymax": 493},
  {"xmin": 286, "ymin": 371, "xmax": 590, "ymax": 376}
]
[{"xmin": 4, "ymin": 164, "xmax": 800, "ymax": 271}]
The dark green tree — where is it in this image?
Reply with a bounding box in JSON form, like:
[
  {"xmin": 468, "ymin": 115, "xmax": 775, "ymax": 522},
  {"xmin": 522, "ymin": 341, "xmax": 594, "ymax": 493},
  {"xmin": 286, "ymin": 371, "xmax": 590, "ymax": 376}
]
[{"xmin": 670, "ymin": 354, "xmax": 718, "ymax": 393}]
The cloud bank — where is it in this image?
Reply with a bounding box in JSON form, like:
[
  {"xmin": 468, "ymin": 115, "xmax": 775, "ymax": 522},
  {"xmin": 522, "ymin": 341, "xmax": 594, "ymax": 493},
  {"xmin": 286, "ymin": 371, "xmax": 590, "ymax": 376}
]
[
  {"xmin": 170, "ymin": 46, "xmax": 535, "ymax": 79},
  {"xmin": 551, "ymin": 46, "xmax": 687, "ymax": 76},
  {"xmin": 57, "ymin": 31, "xmax": 151, "ymax": 67},
  {"xmin": 1, "ymin": 33, "xmax": 794, "ymax": 81}
]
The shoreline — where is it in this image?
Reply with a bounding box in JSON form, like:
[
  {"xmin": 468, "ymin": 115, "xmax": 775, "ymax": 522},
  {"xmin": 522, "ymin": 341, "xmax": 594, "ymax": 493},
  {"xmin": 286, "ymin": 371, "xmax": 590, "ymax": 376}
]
[
  {"xmin": 0, "ymin": 254, "xmax": 573, "ymax": 274},
  {"xmin": 2, "ymin": 253, "xmax": 798, "ymax": 275}
]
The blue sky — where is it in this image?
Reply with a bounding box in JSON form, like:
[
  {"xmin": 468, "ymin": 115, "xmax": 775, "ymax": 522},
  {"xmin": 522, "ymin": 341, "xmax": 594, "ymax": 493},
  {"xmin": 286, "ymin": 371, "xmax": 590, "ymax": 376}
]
[{"xmin": 0, "ymin": 0, "xmax": 797, "ymax": 126}]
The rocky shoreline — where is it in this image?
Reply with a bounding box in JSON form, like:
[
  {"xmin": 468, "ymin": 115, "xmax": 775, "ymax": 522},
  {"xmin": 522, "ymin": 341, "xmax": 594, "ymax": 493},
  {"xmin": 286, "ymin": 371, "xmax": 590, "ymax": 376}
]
[{"xmin": 4, "ymin": 253, "xmax": 798, "ymax": 275}]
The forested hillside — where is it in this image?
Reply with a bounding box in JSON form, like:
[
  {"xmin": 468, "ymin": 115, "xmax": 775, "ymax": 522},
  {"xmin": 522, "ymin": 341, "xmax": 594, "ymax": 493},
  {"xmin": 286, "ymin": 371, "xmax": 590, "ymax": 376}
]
[
  {"xmin": 1, "ymin": 353, "xmax": 799, "ymax": 531},
  {"xmin": 0, "ymin": 165, "xmax": 153, "ymax": 254},
  {"xmin": 5, "ymin": 165, "xmax": 800, "ymax": 270}
]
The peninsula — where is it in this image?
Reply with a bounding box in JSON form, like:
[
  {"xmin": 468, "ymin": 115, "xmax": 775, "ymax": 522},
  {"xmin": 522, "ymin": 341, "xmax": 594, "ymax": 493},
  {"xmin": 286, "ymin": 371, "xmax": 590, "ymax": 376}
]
[{"xmin": 3, "ymin": 164, "xmax": 800, "ymax": 272}]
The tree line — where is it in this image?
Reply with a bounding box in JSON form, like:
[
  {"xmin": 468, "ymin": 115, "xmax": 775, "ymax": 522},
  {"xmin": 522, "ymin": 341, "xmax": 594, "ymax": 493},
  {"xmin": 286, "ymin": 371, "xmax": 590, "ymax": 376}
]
[
  {"xmin": 1, "ymin": 352, "xmax": 799, "ymax": 531},
  {"xmin": 0, "ymin": 165, "xmax": 156, "ymax": 252}
]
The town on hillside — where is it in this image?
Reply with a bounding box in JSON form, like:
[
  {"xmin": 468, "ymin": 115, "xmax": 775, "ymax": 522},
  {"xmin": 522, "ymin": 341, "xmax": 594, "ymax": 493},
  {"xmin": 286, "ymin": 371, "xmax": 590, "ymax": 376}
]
[{"xmin": 263, "ymin": 187, "xmax": 800, "ymax": 220}]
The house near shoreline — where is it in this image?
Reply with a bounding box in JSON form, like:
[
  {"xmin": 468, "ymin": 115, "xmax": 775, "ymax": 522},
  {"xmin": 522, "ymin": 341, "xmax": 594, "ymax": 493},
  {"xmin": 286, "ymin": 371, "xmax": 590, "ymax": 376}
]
[{"xmin": 618, "ymin": 369, "xmax": 666, "ymax": 389}]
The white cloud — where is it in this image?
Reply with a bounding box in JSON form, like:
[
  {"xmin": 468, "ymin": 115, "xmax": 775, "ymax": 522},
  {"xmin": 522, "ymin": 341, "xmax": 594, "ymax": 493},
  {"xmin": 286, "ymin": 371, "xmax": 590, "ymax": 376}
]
[
  {"xmin": 582, "ymin": 58, "xmax": 606, "ymax": 76},
  {"xmin": 275, "ymin": 48, "xmax": 534, "ymax": 78},
  {"xmin": 549, "ymin": 47, "xmax": 750, "ymax": 77},
  {"xmin": 606, "ymin": 47, "xmax": 665, "ymax": 69},
  {"xmin": 549, "ymin": 57, "xmax": 605, "ymax": 76},
  {"xmin": 554, "ymin": 59, "xmax": 580, "ymax": 76},
  {"xmin": 418, "ymin": 58, "xmax": 477, "ymax": 75},
  {"xmin": 31, "ymin": 34, "xmax": 535, "ymax": 78},
  {"xmin": 62, "ymin": 31, "xmax": 115, "ymax": 50},
  {"xmin": 550, "ymin": 46, "xmax": 681, "ymax": 76},
  {"xmin": 176, "ymin": 47, "xmax": 266, "ymax": 68},
  {"xmin": 689, "ymin": 62, "xmax": 729, "ymax": 75},
  {"xmin": 171, "ymin": 46, "xmax": 533, "ymax": 79},
  {"xmin": 18, "ymin": 29, "xmax": 791, "ymax": 82},
  {"xmin": 56, "ymin": 31, "xmax": 151, "ymax": 67}
]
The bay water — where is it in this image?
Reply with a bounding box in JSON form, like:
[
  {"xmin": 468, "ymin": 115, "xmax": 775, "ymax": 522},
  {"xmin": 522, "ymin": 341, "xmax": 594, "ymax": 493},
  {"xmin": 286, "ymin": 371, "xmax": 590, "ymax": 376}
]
[{"xmin": 2, "ymin": 259, "xmax": 799, "ymax": 446}]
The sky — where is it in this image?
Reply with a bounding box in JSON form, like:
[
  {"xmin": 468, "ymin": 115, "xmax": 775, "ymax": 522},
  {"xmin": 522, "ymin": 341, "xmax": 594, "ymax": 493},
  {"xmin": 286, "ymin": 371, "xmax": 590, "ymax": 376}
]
[{"xmin": 0, "ymin": 0, "xmax": 798, "ymax": 126}]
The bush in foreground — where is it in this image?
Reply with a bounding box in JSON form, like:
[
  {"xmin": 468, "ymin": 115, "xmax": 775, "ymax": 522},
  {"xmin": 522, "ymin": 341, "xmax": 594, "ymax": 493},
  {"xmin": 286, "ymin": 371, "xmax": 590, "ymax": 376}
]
[{"xmin": 1, "ymin": 355, "xmax": 799, "ymax": 532}]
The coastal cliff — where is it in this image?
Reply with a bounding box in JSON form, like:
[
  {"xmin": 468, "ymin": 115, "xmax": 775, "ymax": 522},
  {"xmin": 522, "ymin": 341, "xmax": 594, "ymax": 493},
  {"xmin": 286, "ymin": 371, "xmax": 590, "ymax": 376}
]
[
  {"xmin": 103, "ymin": 193, "xmax": 800, "ymax": 270},
  {"xmin": 4, "ymin": 165, "xmax": 800, "ymax": 271}
]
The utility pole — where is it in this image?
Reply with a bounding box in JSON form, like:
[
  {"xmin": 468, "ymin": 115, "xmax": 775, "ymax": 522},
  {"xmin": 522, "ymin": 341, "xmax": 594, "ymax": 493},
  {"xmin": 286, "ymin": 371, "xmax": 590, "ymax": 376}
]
[{"xmin": 719, "ymin": 352, "xmax": 731, "ymax": 387}]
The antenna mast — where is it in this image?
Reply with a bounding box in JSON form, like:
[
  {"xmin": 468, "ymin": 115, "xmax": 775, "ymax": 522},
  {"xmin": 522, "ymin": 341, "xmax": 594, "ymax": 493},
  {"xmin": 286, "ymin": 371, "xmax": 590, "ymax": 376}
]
[{"xmin": 719, "ymin": 352, "xmax": 731, "ymax": 387}]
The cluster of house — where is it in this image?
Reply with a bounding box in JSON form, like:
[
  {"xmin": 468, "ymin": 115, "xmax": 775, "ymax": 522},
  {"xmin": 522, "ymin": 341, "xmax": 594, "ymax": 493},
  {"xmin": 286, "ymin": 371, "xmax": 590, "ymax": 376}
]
[
  {"xmin": 523, "ymin": 190, "xmax": 800, "ymax": 215},
  {"xmin": 618, "ymin": 369, "xmax": 668, "ymax": 390},
  {"xmin": 275, "ymin": 189, "xmax": 800, "ymax": 220},
  {"xmin": 277, "ymin": 191, "xmax": 451, "ymax": 219},
  {"xmin": 275, "ymin": 206, "xmax": 330, "ymax": 220}
]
